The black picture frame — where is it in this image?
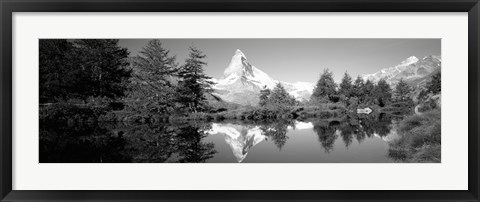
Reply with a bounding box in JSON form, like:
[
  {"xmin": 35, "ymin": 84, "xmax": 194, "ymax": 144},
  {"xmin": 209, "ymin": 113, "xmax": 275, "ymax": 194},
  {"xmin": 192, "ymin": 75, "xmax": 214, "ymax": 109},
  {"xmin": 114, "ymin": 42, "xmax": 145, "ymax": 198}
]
[{"xmin": 1, "ymin": 0, "xmax": 479, "ymax": 201}]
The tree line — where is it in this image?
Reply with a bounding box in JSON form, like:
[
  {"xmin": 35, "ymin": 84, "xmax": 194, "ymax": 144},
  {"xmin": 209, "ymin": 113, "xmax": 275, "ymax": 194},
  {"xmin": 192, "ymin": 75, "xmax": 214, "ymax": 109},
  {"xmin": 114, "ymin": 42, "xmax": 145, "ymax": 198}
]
[
  {"xmin": 255, "ymin": 69, "xmax": 419, "ymax": 111},
  {"xmin": 259, "ymin": 83, "xmax": 297, "ymax": 109},
  {"xmin": 309, "ymin": 69, "xmax": 415, "ymax": 108},
  {"xmin": 126, "ymin": 40, "xmax": 214, "ymax": 114},
  {"xmin": 40, "ymin": 39, "xmax": 215, "ymax": 116},
  {"xmin": 40, "ymin": 39, "xmax": 131, "ymax": 103}
]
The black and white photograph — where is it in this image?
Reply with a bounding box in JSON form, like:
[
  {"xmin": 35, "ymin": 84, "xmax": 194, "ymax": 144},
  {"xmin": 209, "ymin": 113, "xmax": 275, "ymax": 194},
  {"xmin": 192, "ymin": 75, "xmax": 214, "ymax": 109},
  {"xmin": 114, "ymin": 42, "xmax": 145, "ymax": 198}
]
[{"xmin": 39, "ymin": 38, "xmax": 441, "ymax": 163}]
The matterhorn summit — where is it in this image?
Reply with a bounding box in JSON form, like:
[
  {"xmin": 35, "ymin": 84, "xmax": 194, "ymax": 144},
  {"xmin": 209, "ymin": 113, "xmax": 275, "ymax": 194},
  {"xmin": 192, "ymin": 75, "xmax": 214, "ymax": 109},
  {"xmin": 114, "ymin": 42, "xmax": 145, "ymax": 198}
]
[
  {"xmin": 212, "ymin": 49, "xmax": 314, "ymax": 106},
  {"xmin": 223, "ymin": 49, "xmax": 251, "ymax": 77},
  {"xmin": 219, "ymin": 49, "xmax": 277, "ymax": 89}
]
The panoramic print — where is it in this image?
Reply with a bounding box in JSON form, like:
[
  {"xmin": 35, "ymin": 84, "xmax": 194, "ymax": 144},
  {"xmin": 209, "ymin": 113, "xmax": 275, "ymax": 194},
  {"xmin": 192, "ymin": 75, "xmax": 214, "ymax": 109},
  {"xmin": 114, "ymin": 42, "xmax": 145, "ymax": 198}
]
[{"xmin": 39, "ymin": 39, "xmax": 441, "ymax": 163}]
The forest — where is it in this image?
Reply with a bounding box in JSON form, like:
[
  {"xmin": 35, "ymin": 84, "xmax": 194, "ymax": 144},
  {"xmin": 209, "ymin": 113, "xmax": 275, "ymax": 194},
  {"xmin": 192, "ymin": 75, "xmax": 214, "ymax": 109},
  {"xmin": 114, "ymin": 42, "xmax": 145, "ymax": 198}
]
[{"xmin": 40, "ymin": 39, "xmax": 442, "ymax": 163}]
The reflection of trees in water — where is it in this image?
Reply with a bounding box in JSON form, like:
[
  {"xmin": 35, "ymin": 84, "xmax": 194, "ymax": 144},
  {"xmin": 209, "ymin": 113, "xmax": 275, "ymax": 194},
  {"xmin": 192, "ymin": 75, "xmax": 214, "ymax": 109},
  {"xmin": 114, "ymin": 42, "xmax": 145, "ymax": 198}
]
[
  {"xmin": 311, "ymin": 113, "xmax": 395, "ymax": 152},
  {"xmin": 359, "ymin": 113, "xmax": 393, "ymax": 137},
  {"xmin": 40, "ymin": 112, "xmax": 397, "ymax": 162},
  {"xmin": 173, "ymin": 123, "xmax": 217, "ymax": 163},
  {"xmin": 259, "ymin": 120, "xmax": 294, "ymax": 150},
  {"xmin": 40, "ymin": 119, "xmax": 217, "ymax": 163},
  {"xmin": 119, "ymin": 124, "xmax": 177, "ymax": 162},
  {"xmin": 312, "ymin": 120, "xmax": 338, "ymax": 153},
  {"xmin": 120, "ymin": 123, "xmax": 217, "ymax": 163},
  {"xmin": 355, "ymin": 130, "xmax": 367, "ymax": 144},
  {"xmin": 40, "ymin": 122, "xmax": 131, "ymax": 163},
  {"xmin": 339, "ymin": 123, "xmax": 355, "ymax": 148}
]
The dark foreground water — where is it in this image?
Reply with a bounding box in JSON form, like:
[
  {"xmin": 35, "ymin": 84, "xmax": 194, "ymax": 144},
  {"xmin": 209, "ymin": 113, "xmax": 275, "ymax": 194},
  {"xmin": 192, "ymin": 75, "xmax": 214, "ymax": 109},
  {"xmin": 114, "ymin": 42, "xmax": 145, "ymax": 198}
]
[{"xmin": 40, "ymin": 115, "xmax": 400, "ymax": 163}]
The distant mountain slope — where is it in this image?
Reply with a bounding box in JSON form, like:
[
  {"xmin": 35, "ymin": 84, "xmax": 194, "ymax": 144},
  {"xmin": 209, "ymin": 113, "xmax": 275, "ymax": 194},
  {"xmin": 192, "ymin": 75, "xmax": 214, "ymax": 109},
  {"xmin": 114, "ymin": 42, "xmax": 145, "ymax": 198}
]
[
  {"xmin": 362, "ymin": 55, "xmax": 441, "ymax": 102},
  {"xmin": 211, "ymin": 49, "xmax": 314, "ymax": 106},
  {"xmin": 362, "ymin": 55, "xmax": 441, "ymax": 86}
]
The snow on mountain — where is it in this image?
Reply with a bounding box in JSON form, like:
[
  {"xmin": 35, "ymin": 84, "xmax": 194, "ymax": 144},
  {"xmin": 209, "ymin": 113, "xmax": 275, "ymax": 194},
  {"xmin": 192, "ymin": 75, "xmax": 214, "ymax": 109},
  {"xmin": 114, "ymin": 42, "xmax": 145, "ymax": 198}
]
[
  {"xmin": 212, "ymin": 49, "xmax": 314, "ymax": 106},
  {"xmin": 362, "ymin": 55, "xmax": 441, "ymax": 85}
]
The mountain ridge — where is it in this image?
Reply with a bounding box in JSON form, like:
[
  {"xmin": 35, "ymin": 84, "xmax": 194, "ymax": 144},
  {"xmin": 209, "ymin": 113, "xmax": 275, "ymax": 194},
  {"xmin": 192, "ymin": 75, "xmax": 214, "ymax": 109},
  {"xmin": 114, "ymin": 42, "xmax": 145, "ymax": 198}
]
[{"xmin": 362, "ymin": 55, "xmax": 441, "ymax": 85}]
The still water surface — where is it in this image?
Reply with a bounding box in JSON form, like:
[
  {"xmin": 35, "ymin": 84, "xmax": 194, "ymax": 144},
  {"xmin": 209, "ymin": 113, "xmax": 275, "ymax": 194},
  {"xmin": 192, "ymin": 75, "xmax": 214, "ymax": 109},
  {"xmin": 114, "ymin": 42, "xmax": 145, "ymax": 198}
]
[{"xmin": 40, "ymin": 116, "xmax": 399, "ymax": 163}]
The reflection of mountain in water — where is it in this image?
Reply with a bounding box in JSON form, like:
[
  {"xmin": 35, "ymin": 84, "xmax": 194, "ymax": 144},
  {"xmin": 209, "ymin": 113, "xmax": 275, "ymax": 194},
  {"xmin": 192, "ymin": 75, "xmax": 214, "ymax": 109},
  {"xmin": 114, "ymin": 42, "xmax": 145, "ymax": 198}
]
[
  {"xmin": 207, "ymin": 123, "xmax": 266, "ymax": 162},
  {"xmin": 207, "ymin": 121, "xmax": 313, "ymax": 162},
  {"xmin": 288, "ymin": 121, "xmax": 314, "ymax": 130},
  {"xmin": 207, "ymin": 117, "xmax": 399, "ymax": 162}
]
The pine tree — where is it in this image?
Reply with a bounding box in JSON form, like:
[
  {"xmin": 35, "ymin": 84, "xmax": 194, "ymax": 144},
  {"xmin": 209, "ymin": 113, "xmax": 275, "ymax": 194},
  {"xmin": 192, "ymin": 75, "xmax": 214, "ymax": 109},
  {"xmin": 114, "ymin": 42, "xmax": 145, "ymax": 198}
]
[
  {"xmin": 74, "ymin": 39, "xmax": 131, "ymax": 100},
  {"xmin": 40, "ymin": 39, "xmax": 131, "ymax": 103},
  {"xmin": 268, "ymin": 83, "xmax": 296, "ymax": 107},
  {"xmin": 373, "ymin": 79, "xmax": 392, "ymax": 107},
  {"xmin": 258, "ymin": 85, "xmax": 271, "ymax": 107},
  {"xmin": 394, "ymin": 79, "xmax": 411, "ymax": 102},
  {"xmin": 176, "ymin": 47, "xmax": 215, "ymax": 113},
  {"xmin": 40, "ymin": 39, "xmax": 77, "ymax": 103},
  {"xmin": 127, "ymin": 39, "xmax": 178, "ymax": 113},
  {"xmin": 418, "ymin": 72, "xmax": 441, "ymax": 101},
  {"xmin": 426, "ymin": 72, "xmax": 441, "ymax": 94},
  {"xmin": 311, "ymin": 69, "xmax": 337, "ymax": 103},
  {"xmin": 363, "ymin": 80, "xmax": 375, "ymax": 104},
  {"xmin": 338, "ymin": 72, "xmax": 354, "ymax": 98},
  {"xmin": 352, "ymin": 76, "xmax": 365, "ymax": 102}
]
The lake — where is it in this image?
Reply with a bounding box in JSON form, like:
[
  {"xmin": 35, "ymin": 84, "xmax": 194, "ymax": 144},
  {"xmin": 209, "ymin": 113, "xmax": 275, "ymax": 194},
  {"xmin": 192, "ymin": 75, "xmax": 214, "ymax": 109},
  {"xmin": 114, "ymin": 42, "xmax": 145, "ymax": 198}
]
[{"xmin": 40, "ymin": 114, "xmax": 400, "ymax": 163}]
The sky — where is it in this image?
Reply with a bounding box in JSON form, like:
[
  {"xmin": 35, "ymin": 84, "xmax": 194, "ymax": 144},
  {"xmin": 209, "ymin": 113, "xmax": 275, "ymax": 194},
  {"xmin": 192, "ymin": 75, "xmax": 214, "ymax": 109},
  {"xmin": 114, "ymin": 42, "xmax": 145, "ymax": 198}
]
[{"xmin": 118, "ymin": 39, "xmax": 440, "ymax": 83}]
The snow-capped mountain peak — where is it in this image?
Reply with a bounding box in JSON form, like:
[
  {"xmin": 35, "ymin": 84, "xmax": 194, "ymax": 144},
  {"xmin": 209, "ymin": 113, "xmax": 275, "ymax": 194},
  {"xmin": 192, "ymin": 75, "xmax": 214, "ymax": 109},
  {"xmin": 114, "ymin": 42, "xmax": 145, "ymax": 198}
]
[
  {"xmin": 213, "ymin": 49, "xmax": 314, "ymax": 106},
  {"xmin": 401, "ymin": 56, "xmax": 419, "ymax": 66},
  {"xmin": 235, "ymin": 49, "xmax": 245, "ymax": 58},
  {"xmin": 224, "ymin": 49, "xmax": 252, "ymax": 77}
]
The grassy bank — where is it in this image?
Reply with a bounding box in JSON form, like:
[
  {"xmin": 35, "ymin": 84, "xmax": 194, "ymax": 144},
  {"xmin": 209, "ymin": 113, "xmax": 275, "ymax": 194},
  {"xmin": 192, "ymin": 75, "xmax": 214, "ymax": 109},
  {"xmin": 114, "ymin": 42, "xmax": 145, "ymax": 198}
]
[
  {"xmin": 40, "ymin": 103, "xmax": 170, "ymax": 124},
  {"xmin": 41, "ymin": 101, "xmax": 408, "ymax": 125},
  {"xmin": 388, "ymin": 109, "xmax": 441, "ymax": 163},
  {"xmin": 168, "ymin": 103, "xmax": 349, "ymax": 122}
]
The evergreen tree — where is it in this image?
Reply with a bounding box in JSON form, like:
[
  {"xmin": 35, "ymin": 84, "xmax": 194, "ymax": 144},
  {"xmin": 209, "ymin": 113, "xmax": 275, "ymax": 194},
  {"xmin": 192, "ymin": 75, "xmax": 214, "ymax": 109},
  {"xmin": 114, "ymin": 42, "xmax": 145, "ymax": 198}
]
[
  {"xmin": 268, "ymin": 83, "xmax": 296, "ymax": 107},
  {"xmin": 394, "ymin": 79, "xmax": 411, "ymax": 102},
  {"xmin": 127, "ymin": 39, "xmax": 178, "ymax": 113},
  {"xmin": 40, "ymin": 39, "xmax": 77, "ymax": 103},
  {"xmin": 176, "ymin": 47, "xmax": 215, "ymax": 113},
  {"xmin": 40, "ymin": 39, "xmax": 131, "ymax": 103},
  {"xmin": 426, "ymin": 72, "xmax": 441, "ymax": 94},
  {"xmin": 311, "ymin": 69, "xmax": 337, "ymax": 103},
  {"xmin": 373, "ymin": 79, "xmax": 392, "ymax": 107},
  {"xmin": 418, "ymin": 72, "xmax": 441, "ymax": 101},
  {"xmin": 74, "ymin": 39, "xmax": 131, "ymax": 100},
  {"xmin": 338, "ymin": 72, "xmax": 354, "ymax": 98},
  {"xmin": 258, "ymin": 85, "xmax": 271, "ymax": 107},
  {"xmin": 353, "ymin": 76, "xmax": 365, "ymax": 100},
  {"xmin": 363, "ymin": 79, "xmax": 375, "ymax": 104}
]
